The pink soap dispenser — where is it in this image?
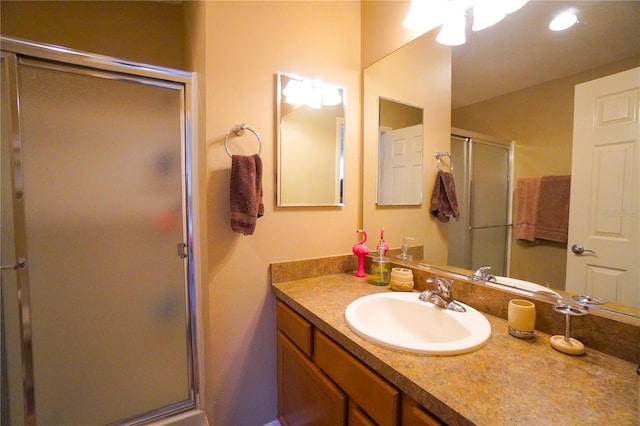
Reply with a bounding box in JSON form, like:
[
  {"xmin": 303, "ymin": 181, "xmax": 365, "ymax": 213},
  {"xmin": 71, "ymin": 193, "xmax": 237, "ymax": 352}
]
[{"xmin": 352, "ymin": 229, "xmax": 369, "ymax": 277}]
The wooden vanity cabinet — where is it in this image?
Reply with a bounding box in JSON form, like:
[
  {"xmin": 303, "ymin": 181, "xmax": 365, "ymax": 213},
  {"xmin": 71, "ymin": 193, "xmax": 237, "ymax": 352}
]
[
  {"xmin": 277, "ymin": 331, "xmax": 347, "ymax": 426},
  {"xmin": 276, "ymin": 300, "xmax": 444, "ymax": 426}
]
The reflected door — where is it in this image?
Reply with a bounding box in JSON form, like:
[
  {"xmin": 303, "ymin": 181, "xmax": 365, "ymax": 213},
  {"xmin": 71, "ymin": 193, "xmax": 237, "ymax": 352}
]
[
  {"xmin": 377, "ymin": 124, "xmax": 423, "ymax": 205},
  {"xmin": 566, "ymin": 68, "xmax": 639, "ymax": 308},
  {"xmin": 2, "ymin": 55, "xmax": 193, "ymax": 425}
]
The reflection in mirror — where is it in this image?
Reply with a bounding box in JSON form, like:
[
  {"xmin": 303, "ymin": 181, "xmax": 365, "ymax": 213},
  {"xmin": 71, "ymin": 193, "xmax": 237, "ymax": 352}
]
[
  {"xmin": 377, "ymin": 98, "xmax": 423, "ymax": 205},
  {"xmin": 362, "ymin": 1, "xmax": 640, "ymax": 318},
  {"xmin": 277, "ymin": 72, "xmax": 345, "ymax": 206},
  {"xmin": 448, "ymin": 130, "xmax": 512, "ymax": 277}
]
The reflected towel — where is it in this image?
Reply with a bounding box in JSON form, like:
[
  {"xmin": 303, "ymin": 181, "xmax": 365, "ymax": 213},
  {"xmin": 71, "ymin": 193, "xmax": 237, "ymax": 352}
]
[
  {"xmin": 536, "ymin": 175, "xmax": 571, "ymax": 243},
  {"xmin": 430, "ymin": 170, "xmax": 460, "ymax": 222},
  {"xmin": 230, "ymin": 154, "xmax": 264, "ymax": 235},
  {"xmin": 514, "ymin": 177, "xmax": 541, "ymax": 241},
  {"xmin": 515, "ymin": 175, "xmax": 570, "ymax": 243}
]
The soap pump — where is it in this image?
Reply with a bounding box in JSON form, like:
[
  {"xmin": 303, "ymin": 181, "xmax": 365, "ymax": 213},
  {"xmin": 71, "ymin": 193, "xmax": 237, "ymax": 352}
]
[
  {"xmin": 376, "ymin": 228, "xmax": 389, "ymax": 256},
  {"xmin": 396, "ymin": 237, "xmax": 414, "ymax": 261},
  {"xmin": 371, "ymin": 229, "xmax": 391, "ymax": 286},
  {"xmin": 352, "ymin": 230, "xmax": 369, "ymax": 278}
]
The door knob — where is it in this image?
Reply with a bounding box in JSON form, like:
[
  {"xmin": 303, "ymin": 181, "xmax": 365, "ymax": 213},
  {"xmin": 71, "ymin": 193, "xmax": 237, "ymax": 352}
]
[
  {"xmin": 0, "ymin": 257, "xmax": 26, "ymax": 271},
  {"xmin": 571, "ymin": 244, "xmax": 596, "ymax": 255}
]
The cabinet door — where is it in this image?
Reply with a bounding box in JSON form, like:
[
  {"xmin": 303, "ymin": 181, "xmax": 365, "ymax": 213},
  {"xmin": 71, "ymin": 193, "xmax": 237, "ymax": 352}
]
[
  {"xmin": 278, "ymin": 331, "xmax": 347, "ymax": 426},
  {"xmin": 349, "ymin": 404, "xmax": 376, "ymax": 426},
  {"xmin": 401, "ymin": 396, "xmax": 443, "ymax": 426},
  {"xmin": 314, "ymin": 331, "xmax": 399, "ymax": 425}
]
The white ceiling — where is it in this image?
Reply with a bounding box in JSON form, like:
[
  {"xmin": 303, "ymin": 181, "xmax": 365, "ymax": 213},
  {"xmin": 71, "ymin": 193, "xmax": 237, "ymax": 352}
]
[{"xmin": 452, "ymin": 0, "xmax": 640, "ymax": 109}]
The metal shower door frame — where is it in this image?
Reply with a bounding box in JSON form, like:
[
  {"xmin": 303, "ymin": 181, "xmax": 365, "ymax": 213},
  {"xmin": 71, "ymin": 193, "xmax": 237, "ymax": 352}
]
[{"xmin": 0, "ymin": 36, "xmax": 202, "ymax": 426}]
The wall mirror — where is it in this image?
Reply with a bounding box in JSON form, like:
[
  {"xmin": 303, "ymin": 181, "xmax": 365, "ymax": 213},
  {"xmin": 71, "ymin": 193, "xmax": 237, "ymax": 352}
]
[
  {"xmin": 363, "ymin": 1, "xmax": 640, "ymax": 319},
  {"xmin": 277, "ymin": 72, "xmax": 345, "ymax": 206},
  {"xmin": 377, "ymin": 98, "xmax": 424, "ymax": 206}
]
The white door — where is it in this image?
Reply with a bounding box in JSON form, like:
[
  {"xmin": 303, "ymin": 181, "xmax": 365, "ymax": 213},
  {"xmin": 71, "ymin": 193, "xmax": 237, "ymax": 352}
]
[
  {"xmin": 565, "ymin": 67, "xmax": 639, "ymax": 309},
  {"xmin": 377, "ymin": 124, "xmax": 423, "ymax": 205}
]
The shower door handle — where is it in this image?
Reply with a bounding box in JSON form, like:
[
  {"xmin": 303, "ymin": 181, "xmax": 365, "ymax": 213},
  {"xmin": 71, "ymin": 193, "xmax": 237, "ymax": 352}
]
[{"xmin": 0, "ymin": 257, "xmax": 26, "ymax": 271}]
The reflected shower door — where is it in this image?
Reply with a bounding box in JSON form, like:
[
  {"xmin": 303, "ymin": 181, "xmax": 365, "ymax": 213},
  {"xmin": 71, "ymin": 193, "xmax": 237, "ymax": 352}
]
[
  {"xmin": 448, "ymin": 134, "xmax": 512, "ymax": 275},
  {"xmin": 4, "ymin": 57, "xmax": 192, "ymax": 425},
  {"xmin": 1, "ymin": 53, "xmax": 27, "ymax": 426}
]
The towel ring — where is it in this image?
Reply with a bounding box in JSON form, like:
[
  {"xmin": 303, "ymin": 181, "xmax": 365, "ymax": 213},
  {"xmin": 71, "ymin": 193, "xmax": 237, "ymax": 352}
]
[
  {"xmin": 435, "ymin": 152, "xmax": 454, "ymax": 172},
  {"xmin": 224, "ymin": 124, "xmax": 262, "ymax": 158}
]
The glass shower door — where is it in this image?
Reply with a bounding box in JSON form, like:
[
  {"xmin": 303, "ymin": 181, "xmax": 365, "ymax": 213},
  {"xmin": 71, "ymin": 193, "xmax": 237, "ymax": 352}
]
[{"xmin": 2, "ymin": 53, "xmax": 194, "ymax": 425}]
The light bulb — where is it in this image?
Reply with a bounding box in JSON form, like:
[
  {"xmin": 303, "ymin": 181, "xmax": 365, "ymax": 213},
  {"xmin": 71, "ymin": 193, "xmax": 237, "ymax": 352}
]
[{"xmin": 549, "ymin": 11, "xmax": 578, "ymax": 31}]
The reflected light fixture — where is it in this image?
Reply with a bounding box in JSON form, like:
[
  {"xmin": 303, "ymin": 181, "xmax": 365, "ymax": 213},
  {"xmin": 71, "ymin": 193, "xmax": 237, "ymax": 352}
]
[
  {"xmin": 322, "ymin": 85, "xmax": 342, "ymax": 106},
  {"xmin": 282, "ymin": 79, "xmax": 303, "ymax": 105},
  {"xmin": 282, "ymin": 78, "xmax": 341, "ymax": 109},
  {"xmin": 437, "ymin": 11, "xmax": 467, "ymax": 46},
  {"xmin": 549, "ymin": 11, "xmax": 578, "ymax": 31}
]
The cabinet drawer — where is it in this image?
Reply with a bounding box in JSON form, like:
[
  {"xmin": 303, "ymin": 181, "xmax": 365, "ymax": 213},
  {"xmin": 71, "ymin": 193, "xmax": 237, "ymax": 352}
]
[
  {"xmin": 401, "ymin": 396, "xmax": 444, "ymax": 426},
  {"xmin": 277, "ymin": 301, "xmax": 313, "ymax": 356},
  {"xmin": 314, "ymin": 331, "xmax": 399, "ymax": 426}
]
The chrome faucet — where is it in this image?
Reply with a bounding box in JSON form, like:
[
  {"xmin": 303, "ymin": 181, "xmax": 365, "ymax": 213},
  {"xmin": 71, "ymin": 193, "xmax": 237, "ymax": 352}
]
[
  {"xmin": 471, "ymin": 266, "xmax": 496, "ymax": 282},
  {"xmin": 419, "ymin": 277, "xmax": 466, "ymax": 312}
]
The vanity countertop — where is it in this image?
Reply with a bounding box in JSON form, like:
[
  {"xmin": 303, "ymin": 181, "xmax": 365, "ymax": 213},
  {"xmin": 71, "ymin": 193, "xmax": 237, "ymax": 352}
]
[{"xmin": 272, "ymin": 273, "xmax": 639, "ymax": 426}]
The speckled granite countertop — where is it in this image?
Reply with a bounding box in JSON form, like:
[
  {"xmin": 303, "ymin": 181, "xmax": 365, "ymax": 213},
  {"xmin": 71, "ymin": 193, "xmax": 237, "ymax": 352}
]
[{"xmin": 272, "ymin": 273, "xmax": 639, "ymax": 426}]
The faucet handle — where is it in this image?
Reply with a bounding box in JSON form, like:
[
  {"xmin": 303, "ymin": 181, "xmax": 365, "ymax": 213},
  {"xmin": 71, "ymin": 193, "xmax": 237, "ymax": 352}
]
[
  {"xmin": 426, "ymin": 277, "xmax": 453, "ymax": 296},
  {"xmin": 472, "ymin": 265, "xmax": 492, "ymax": 279}
]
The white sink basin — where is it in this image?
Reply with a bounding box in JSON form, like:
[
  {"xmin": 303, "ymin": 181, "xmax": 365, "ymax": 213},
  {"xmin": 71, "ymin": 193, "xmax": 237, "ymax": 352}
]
[
  {"xmin": 490, "ymin": 276, "xmax": 560, "ymax": 297},
  {"xmin": 345, "ymin": 292, "xmax": 491, "ymax": 355}
]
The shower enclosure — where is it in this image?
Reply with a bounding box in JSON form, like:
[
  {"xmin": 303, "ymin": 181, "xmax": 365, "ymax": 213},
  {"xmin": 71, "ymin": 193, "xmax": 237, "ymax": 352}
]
[
  {"xmin": 1, "ymin": 38, "xmax": 203, "ymax": 425},
  {"xmin": 448, "ymin": 130, "xmax": 513, "ymax": 276}
]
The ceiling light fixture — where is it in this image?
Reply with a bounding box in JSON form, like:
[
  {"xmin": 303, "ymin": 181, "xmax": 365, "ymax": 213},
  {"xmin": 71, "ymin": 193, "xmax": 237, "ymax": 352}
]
[
  {"xmin": 404, "ymin": 0, "xmax": 529, "ymax": 45},
  {"xmin": 503, "ymin": 0, "xmax": 529, "ymax": 14},
  {"xmin": 437, "ymin": 11, "xmax": 467, "ymax": 46},
  {"xmin": 549, "ymin": 11, "xmax": 578, "ymax": 31},
  {"xmin": 472, "ymin": 1, "xmax": 506, "ymax": 31},
  {"xmin": 403, "ymin": 0, "xmax": 450, "ymax": 33}
]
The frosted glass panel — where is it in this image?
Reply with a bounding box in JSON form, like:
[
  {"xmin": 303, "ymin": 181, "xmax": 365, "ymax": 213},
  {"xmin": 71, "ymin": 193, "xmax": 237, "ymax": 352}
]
[
  {"xmin": 470, "ymin": 227, "xmax": 508, "ymax": 275},
  {"xmin": 471, "ymin": 143, "xmax": 510, "ymax": 227},
  {"xmin": 18, "ymin": 64, "xmax": 189, "ymax": 425}
]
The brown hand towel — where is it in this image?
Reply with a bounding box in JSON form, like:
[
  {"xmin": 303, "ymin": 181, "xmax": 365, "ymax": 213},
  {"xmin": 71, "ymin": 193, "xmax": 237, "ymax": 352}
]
[
  {"xmin": 230, "ymin": 154, "xmax": 264, "ymax": 235},
  {"xmin": 430, "ymin": 170, "xmax": 460, "ymax": 222}
]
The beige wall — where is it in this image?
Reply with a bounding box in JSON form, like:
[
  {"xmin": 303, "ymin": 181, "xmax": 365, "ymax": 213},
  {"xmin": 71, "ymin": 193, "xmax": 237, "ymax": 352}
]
[
  {"xmin": 201, "ymin": 1, "xmax": 362, "ymax": 424},
  {"xmin": 363, "ymin": 31, "xmax": 451, "ymax": 262},
  {"xmin": 361, "ymin": 0, "xmax": 424, "ymax": 68},
  {"xmin": 1, "ymin": 1, "xmax": 186, "ymax": 70},
  {"xmin": 1, "ymin": 1, "xmax": 450, "ymax": 424},
  {"xmin": 452, "ymin": 56, "xmax": 640, "ymax": 289}
]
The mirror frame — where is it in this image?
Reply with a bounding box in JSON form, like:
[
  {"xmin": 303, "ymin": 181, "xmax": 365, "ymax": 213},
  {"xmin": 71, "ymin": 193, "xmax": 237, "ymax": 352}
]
[{"xmin": 276, "ymin": 72, "xmax": 346, "ymax": 207}]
